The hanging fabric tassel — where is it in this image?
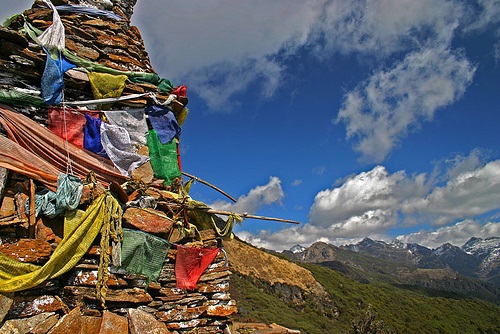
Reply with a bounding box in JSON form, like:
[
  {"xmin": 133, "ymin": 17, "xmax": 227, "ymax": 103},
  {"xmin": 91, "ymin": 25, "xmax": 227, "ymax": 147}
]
[{"xmin": 39, "ymin": 0, "xmax": 66, "ymax": 52}]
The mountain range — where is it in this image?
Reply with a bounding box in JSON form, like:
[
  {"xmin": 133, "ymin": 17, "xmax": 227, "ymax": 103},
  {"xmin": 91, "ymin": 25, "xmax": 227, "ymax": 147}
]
[
  {"xmin": 225, "ymin": 236, "xmax": 500, "ymax": 333},
  {"xmin": 281, "ymin": 236, "xmax": 500, "ymax": 304}
]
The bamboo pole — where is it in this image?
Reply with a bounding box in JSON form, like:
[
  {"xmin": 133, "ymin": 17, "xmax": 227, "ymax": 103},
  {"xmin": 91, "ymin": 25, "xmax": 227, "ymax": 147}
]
[
  {"xmin": 29, "ymin": 179, "xmax": 36, "ymax": 238},
  {"xmin": 197, "ymin": 208, "xmax": 301, "ymax": 225},
  {"xmin": 182, "ymin": 171, "xmax": 237, "ymax": 203},
  {"xmin": 175, "ymin": 173, "xmax": 300, "ymax": 224},
  {"xmin": 159, "ymin": 201, "xmax": 301, "ymax": 225}
]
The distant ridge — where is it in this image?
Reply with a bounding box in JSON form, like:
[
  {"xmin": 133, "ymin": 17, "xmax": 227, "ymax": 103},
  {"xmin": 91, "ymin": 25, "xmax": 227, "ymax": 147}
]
[
  {"xmin": 225, "ymin": 236, "xmax": 500, "ymax": 333},
  {"xmin": 279, "ymin": 236, "xmax": 500, "ymax": 305}
]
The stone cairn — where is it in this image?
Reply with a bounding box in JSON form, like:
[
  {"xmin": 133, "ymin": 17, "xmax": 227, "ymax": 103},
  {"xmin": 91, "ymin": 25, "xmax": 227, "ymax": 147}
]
[{"xmin": 0, "ymin": 1, "xmax": 237, "ymax": 333}]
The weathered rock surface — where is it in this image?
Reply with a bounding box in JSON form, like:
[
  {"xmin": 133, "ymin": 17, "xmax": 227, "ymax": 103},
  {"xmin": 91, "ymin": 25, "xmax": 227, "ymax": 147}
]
[{"xmin": 0, "ymin": 1, "xmax": 235, "ymax": 333}]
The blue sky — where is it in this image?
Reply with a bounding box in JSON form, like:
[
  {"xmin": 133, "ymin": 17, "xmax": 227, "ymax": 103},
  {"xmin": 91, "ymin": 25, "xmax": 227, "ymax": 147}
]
[{"xmin": 2, "ymin": 0, "xmax": 499, "ymax": 250}]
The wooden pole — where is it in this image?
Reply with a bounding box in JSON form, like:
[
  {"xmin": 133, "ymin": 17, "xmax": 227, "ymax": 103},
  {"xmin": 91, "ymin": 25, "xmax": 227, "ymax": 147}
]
[
  {"xmin": 199, "ymin": 208, "xmax": 301, "ymax": 225},
  {"xmin": 29, "ymin": 179, "xmax": 36, "ymax": 238},
  {"xmin": 159, "ymin": 201, "xmax": 301, "ymax": 225},
  {"xmin": 182, "ymin": 171, "xmax": 237, "ymax": 203}
]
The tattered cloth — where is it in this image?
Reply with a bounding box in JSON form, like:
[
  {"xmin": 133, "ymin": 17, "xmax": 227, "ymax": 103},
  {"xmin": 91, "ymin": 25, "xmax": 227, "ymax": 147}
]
[
  {"xmin": 25, "ymin": 173, "xmax": 83, "ymax": 218},
  {"xmin": 147, "ymin": 129, "xmax": 181, "ymax": 185},
  {"xmin": 0, "ymin": 134, "xmax": 59, "ymax": 191},
  {"xmin": 103, "ymin": 109, "xmax": 148, "ymax": 149},
  {"xmin": 47, "ymin": 107, "xmax": 86, "ymax": 148},
  {"xmin": 175, "ymin": 245, "xmax": 220, "ymax": 290},
  {"xmin": 100, "ymin": 122, "xmax": 150, "ymax": 177},
  {"xmin": 41, "ymin": 51, "xmax": 76, "ymax": 105},
  {"xmin": 119, "ymin": 228, "xmax": 171, "ymax": 284},
  {"xmin": 146, "ymin": 105, "xmax": 182, "ymax": 144},
  {"xmin": 0, "ymin": 104, "xmax": 127, "ymax": 187},
  {"xmin": 0, "ymin": 194, "xmax": 120, "ymax": 293}
]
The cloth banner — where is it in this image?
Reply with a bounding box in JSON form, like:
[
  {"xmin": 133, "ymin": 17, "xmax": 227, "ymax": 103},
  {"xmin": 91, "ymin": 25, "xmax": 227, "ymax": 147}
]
[
  {"xmin": 129, "ymin": 73, "xmax": 173, "ymax": 93},
  {"xmin": 25, "ymin": 173, "xmax": 83, "ymax": 218},
  {"xmin": 146, "ymin": 105, "xmax": 182, "ymax": 144},
  {"xmin": 147, "ymin": 129, "xmax": 181, "ymax": 185},
  {"xmin": 88, "ymin": 72, "xmax": 128, "ymax": 109},
  {"xmin": 0, "ymin": 134, "xmax": 59, "ymax": 191},
  {"xmin": 83, "ymin": 113, "xmax": 108, "ymax": 158},
  {"xmin": 175, "ymin": 245, "xmax": 219, "ymax": 290},
  {"xmin": 55, "ymin": 5, "xmax": 124, "ymax": 20},
  {"xmin": 172, "ymin": 85, "xmax": 187, "ymax": 97},
  {"xmin": 103, "ymin": 109, "xmax": 148, "ymax": 149},
  {"xmin": 120, "ymin": 228, "xmax": 171, "ymax": 284},
  {"xmin": 0, "ymin": 194, "xmax": 119, "ymax": 292},
  {"xmin": 0, "ymin": 104, "xmax": 126, "ymax": 186},
  {"xmin": 0, "ymin": 89, "xmax": 45, "ymax": 107},
  {"xmin": 100, "ymin": 122, "xmax": 150, "ymax": 176},
  {"xmin": 39, "ymin": 0, "xmax": 65, "ymax": 52},
  {"xmin": 41, "ymin": 51, "xmax": 76, "ymax": 105},
  {"xmin": 48, "ymin": 107, "xmax": 86, "ymax": 148}
]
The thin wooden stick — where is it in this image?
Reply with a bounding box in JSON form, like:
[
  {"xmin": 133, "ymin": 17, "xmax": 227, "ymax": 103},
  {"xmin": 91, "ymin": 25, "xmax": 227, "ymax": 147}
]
[
  {"xmin": 29, "ymin": 179, "xmax": 36, "ymax": 238},
  {"xmin": 159, "ymin": 201, "xmax": 301, "ymax": 225},
  {"xmin": 203, "ymin": 208, "xmax": 301, "ymax": 225},
  {"xmin": 182, "ymin": 171, "xmax": 237, "ymax": 203}
]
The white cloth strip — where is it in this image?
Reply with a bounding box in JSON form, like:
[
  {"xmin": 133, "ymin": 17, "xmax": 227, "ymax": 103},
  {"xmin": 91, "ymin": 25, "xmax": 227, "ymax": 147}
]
[{"xmin": 62, "ymin": 93, "xmax": 150, "ymax": 106}]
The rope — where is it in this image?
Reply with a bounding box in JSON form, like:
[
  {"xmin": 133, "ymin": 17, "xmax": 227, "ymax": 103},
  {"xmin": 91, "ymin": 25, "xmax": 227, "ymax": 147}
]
[{"xmin": 57, "ymin": 49, "xmax": 74, "ymax": 176}]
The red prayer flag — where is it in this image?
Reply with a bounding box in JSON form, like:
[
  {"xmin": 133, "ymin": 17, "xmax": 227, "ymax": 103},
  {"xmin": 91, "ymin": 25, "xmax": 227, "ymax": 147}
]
[
  {"xmin": 172, "ymin": 85, "xmax": 187, "ymax": 97},
  {"xmin": 47, "ymin": 107, "xmax": 86, "ymax": 148},
  {"xmin": 175, "ymin": 245, "xmax": 219, "ymax": 290}
]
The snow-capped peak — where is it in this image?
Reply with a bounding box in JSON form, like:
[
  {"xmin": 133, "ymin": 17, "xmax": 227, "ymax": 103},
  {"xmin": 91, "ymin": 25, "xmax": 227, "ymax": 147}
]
[{"xmin": 289, "ymin": 244, "xmax": 306, "ymax": 254}]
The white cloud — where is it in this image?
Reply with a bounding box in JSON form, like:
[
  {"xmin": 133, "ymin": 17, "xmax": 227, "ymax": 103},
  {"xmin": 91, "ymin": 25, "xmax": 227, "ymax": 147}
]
[
  {"xmin": 130, "ymin": 0, "xmax": 475, "ymax": 115},
  {"xmin": 185, "ymin": 58, "xmax": 284, "ymax": 111},
  {"xmin": 463, "ymin": 0, "xmax": 500, "ymax": 33},
  {"xmin": 336, "ymin": 47, "xmax": 476, "ymax": 163},
  {"xmin": 316, "ymin": 0, "xmax": 461, "ymax": 56},
  {"xmin": 236, "ymin": 223, "xmax": 390, "ymax": 251},
  {"xmin": 211, "ymin": 176, "xmax": 284, "ymax": 214},
  {"xmin": 397, "ymin": 220, "xmax": 500, "ymax": 249},
  {"xmin": 134, "ymin": 0, "xmax": 319, "ymax": 77},
  {"xmin": 291, "ymin": 179, "xmax": 302, "ymax": 186},
  {"xmin": 309, "ymin": 165, "xmax": 427, "ymax": 226},
  {"xmin": 312, "ymin": 165, "xmax": 327, "ymax": 176},
  {"xmin": 133, "ymin": 0, "xmax": 322, "ymax": 110},
  {"xmin": 238, "ymin": 153, "xmax": 500, "ymax": 251},
  {"xmin": 441, "ymin": 149, "xmax": 485, "ymax": 181},
  {"xmin": 403, "ymin": 160, "xmax": 500, "ymax": 225},
  {"xmin": 129, "ymin": 1, "xmax": 495, "ymax": 165}
]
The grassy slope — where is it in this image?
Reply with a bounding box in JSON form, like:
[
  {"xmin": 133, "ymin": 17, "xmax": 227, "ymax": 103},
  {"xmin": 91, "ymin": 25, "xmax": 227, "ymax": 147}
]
[
  {"xmin": 305, "ymin": 263, "xmax": 500, "ymax": 333},
  {"xmin": 229, "ymin": 260, "xmax": 500, "ymax": 334}
]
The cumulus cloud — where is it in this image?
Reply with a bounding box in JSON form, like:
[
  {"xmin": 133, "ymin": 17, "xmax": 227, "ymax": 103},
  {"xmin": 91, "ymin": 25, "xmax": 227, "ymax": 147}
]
[
  {"xmin": 403, "ymin": 160, "xmax": 500, "ymax": 225},
  {"xmin": 210, "ymin": 176, "xmax": 284, "ymax": 214},
  {"xmin": 238, "ymin": 153, "xmax": 500, "ymax": 251},
  {"xmin": 309, "ymin": 166, "xmax": 427, "ymax": 226},
  {"xmin": 336, "ymin": 47, "xmax": 476, "ymax": 163}
]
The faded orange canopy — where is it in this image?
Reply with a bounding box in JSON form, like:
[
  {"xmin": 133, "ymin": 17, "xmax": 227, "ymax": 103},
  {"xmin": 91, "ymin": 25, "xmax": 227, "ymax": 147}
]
[{"xmin": 0, "ymin": 104, "xmax": 127, "ymax": 187}]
